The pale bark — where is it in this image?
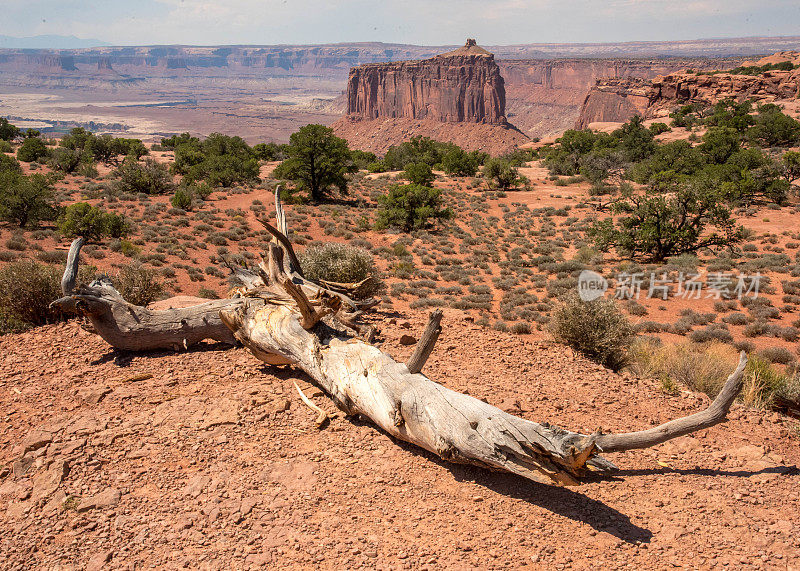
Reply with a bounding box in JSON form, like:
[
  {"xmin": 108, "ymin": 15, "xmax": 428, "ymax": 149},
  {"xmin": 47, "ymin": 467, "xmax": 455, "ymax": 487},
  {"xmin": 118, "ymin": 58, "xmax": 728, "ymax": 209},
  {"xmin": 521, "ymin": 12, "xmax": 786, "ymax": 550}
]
[
  {"xmin": 51, "ymin": 238, "xmax": 243, "ymax": 351},
  {"xmin": 220, "ymin": 238, "xmax": 750, "ymax": 486}
]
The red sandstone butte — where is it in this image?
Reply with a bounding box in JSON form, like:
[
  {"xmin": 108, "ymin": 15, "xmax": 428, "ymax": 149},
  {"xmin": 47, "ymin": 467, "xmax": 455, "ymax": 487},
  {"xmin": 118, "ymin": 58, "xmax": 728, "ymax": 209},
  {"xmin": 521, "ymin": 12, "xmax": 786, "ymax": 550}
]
[{"xmin": 344, "ymin": 39, "xmax": 508, "ymax": 125}]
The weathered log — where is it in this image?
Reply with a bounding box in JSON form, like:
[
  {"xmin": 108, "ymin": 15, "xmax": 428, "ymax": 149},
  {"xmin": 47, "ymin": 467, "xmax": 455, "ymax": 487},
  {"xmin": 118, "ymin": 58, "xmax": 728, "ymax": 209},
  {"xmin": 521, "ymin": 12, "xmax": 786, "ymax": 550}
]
[
  {"xmin": 51, "ymin": 238, "xmax": 244, "ymax": 351},
  {"xmin": 221, "ymin": 240, "xmax": 751, "ymax": 486}
]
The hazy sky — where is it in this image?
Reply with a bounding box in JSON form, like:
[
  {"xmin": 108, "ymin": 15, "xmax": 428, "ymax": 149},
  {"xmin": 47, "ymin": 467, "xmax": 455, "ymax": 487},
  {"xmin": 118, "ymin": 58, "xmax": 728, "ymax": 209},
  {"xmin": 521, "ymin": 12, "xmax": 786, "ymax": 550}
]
[{"xmin": 2, "ymin": 0, "xmax": 799, "ymax": 46}]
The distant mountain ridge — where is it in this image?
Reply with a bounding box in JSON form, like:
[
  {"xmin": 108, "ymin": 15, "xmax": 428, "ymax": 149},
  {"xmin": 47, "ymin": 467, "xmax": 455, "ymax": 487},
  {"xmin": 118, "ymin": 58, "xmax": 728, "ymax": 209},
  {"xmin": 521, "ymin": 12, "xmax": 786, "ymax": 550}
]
[{"xmin": 0, "ymin": 35, "xmax": 110, "ymax": 49}]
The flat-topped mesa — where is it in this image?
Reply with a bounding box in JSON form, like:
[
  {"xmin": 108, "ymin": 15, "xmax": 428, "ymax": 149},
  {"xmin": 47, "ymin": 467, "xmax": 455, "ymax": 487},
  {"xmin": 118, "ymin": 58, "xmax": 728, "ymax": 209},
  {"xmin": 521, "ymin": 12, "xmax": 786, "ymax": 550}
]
[{"xmin": 345, "ymin": 39, "xmax": 508, "ymax": 125}]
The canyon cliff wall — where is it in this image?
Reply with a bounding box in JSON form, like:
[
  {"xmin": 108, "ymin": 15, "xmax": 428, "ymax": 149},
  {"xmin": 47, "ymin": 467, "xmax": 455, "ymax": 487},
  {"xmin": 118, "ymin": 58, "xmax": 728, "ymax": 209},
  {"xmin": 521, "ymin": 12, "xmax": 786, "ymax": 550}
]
[
  {"xmin": 500, "ymin": 58, "xmax": 744, "ymax": 136},
  {"xmin": 344, "ymin": 41, "xmax": 507, "ymax": 124},
  {"xmin": 576, "ymin": 57, "xmax": 800, "ymax": 129}
]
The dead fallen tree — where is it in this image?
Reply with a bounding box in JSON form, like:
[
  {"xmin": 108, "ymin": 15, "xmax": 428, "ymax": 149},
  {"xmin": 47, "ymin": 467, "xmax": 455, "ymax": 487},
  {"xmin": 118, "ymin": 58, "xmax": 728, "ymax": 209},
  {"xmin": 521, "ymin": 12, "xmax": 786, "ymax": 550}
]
[
  {"xmin": 49, "ymin": 189, "xmax": 379, "ymax": 352},
  {"xmin": 217, "ymin": 197, "xmax": 750, "ymax": 485},
  {"xmin": 53, "ymin": 190, "xmax": 750, "ymax": 485}
]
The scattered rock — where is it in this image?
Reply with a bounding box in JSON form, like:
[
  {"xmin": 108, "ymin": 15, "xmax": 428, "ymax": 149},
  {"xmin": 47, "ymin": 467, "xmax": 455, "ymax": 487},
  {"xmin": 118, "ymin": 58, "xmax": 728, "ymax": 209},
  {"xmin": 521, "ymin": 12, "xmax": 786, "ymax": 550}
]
[
  {"xmin": 77, "ymin": 488, "xmax": 121, "ymax": 512},
  {"xmin": 399, "ymin": 334, "xmax": 417, "ymax": 346},
  {"xmin": 86, "ymin": 550, "xmax": 113, "ymax": 571}
]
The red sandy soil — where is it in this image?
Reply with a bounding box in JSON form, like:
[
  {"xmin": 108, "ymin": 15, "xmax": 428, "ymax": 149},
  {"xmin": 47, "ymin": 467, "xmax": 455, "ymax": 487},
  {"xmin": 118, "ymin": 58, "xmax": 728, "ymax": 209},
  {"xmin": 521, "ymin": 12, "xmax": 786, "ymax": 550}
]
[{"xmin": 0, "ymin": 315, "xmax": 798, "ymax": 569}]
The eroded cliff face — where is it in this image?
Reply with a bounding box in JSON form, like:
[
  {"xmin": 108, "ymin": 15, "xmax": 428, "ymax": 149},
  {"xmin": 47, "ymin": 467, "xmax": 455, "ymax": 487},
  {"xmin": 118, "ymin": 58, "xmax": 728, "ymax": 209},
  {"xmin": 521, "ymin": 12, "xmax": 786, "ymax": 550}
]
[
  {"xmin": 576, "ymin": 52, "xmax": 800, "ymax": 128},
  {"xmin": 345, "ymin": 42, "xmax": 507, "ymax": 124},
  {"xmin": 500, "ymin": 58, "xmax": 737, "ymax": 136}
]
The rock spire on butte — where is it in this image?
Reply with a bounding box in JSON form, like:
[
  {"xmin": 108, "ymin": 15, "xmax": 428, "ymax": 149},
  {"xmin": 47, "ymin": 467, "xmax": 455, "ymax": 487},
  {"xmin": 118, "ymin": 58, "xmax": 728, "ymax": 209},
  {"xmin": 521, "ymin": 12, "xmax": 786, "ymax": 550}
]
[
  {"xmin": 334, "ymin": 39, "xmax": 528, "ymax": 155},
  {"xmin": 344, "ymin": 38, "xmax": 508, "ymax": 125}
]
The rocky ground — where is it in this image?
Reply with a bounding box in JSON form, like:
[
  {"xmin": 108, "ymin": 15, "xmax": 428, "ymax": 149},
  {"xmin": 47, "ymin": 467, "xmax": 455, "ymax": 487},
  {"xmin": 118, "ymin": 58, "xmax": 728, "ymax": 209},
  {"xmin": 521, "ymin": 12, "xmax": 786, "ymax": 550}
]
[{"xmin": 1, "ymin": 310, "xmax": 798, "ymax": 570}]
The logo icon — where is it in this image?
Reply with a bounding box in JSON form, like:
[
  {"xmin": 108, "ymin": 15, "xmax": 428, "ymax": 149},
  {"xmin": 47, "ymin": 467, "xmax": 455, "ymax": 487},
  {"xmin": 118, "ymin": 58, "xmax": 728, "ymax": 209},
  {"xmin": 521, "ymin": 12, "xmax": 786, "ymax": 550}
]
[{"xmin": 578, "ymin": 270, "xmax": 608, "ymax": 301}]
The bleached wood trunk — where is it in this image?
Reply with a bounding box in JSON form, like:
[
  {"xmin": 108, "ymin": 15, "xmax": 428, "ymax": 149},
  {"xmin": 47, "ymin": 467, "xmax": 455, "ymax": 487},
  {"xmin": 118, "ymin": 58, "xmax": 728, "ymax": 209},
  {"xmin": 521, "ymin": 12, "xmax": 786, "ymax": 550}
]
[
  {"xmin": 222, "ymin": 298, "xmax": 608, "ymax": 485},
  {"xmin": 51, "ymin": 238, "xmax": 244, "ymax": 351}
]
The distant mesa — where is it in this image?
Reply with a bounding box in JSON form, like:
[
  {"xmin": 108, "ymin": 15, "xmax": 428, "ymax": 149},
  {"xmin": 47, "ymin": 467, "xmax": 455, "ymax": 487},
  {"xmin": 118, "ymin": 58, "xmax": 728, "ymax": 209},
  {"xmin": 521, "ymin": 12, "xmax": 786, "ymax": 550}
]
[{"xmin": 334, "ymin": 39, "xmax": 529, "ymax": 155}]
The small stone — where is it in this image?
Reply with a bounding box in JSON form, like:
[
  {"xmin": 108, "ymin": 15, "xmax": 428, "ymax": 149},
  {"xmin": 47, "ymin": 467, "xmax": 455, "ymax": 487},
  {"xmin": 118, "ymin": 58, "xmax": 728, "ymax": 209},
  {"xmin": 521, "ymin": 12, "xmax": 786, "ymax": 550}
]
[
  {"xmin": 77, "ymin": 487, "xmax": 121, "ymax": 512},
  {"xmin": 239, "ymin": 496, "xmax": 258, "ymax": 515},
  {"xmin": 21, "ymin": 430, "xmax": 53, "ymax": 454},
  {"xmin": 86, "ymin": 550, "xmax": 113, "ymax": 571},
  {"xmin": 399, "ymin": 334, "xmax": 417, "ymax": 346}
]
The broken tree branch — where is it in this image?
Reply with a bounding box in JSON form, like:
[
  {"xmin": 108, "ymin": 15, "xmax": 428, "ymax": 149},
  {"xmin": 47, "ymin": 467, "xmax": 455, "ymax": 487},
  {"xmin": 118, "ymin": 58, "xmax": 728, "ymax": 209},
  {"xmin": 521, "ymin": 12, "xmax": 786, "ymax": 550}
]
[
  {"xmin": 406, "ymin": 309, "xmax": 442, "ymax": 374},
  {"xmin": 595, "ymin": 352, "xmax": 748, "ymax": 453},
  {"xmin": 293, "ymin": 381, "xmax": 330, "ymax": 427},
  {"xmin": 51, "ymin": 238, "xmax": 243, "ymax": 351}
]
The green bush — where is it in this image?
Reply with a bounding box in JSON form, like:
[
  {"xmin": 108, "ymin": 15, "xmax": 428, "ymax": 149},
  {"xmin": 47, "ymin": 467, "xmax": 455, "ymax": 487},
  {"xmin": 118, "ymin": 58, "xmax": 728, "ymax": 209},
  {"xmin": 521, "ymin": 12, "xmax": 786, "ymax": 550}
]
[
  {"xmin": 0, "ymin": 153, "xmax": 22, "ymax": 174},
  {"xmin": 0, "ymin": 139, "xmax": 13, "ymax": 153},
  {"xmin": 16, "ymin": 137, "xmax": 49, "ymax": 163},
  {"xmin": 273, "ymin": 125, "xmax": 355, "ymax": 201},
  {"xmin": 114, "ymin": 158, "xmax": 174, "ymax": 195},
  {"xmin": 376, "ymin": 183, "xmax": 453, "ymax": 232},
  {"xmin": 0, "ymin": 260, "xmax": 62, "ymax": 329},
  {"xmin": 442, "ymin": 148, "xmax": 486, "ymax": 176},
  {"xmin": 649, "ymin": 122, "xmax": 671, "ymax": 135},
  {"xmin": 0, "ymin": 118, "xmax": 21, "ymax": 142},
  {"xmin": 299, "ymin": 243, "xmax": 384, "ymax": 299},
  {"xmin": 749, "ymin": 103, "xmax": 800, "ymax": 148},
  {"xmin": 171, "ymin": 187, "xmax": 193, "ymax": 210},
  {"xmin": 550, "ymin": 293, "xmax": 635, "ymax": 371},
  {"xmin": 58, "ymin": 202, "xmax": 130, "ymax": 242},
  {"xmin": 590, "ymin": 181, "xmax": 743, "ymax": 261},
  {"xmin": 0, "ymin": 172, "xmax": 58, "ymax": 228},
  {"xmin": 48, "ymin": 148, "xmax": 83, "ymax": 173},
  {"xmin": 252, "ymin": 142, "xmax": 289, "ymax": 162},
  {"xmin": 113, "ymin": 263, "xmax": 164, "ymax": 306},
  {"xmin": 350, "ymin": 149, "xmax": 377, "ymax": 170},
  {"xmin": 173, "ymin": 132, "xmax": 260, "ymax": 187},
  {"xmin": 403, "ymin": 162, "xmax": 435, "ymax": 186},
  {"xmin": 483, "ymin": 158, "xmax": 527, "ymax": 190}
]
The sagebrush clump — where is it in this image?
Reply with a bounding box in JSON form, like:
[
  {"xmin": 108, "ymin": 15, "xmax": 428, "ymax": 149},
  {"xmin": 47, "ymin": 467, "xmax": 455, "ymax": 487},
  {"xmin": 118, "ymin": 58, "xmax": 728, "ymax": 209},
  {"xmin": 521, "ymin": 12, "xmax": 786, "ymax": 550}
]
[
  {"xmin": 549, "ymin": 293, "xmax": 635, "ymax": 371},
  {"xmin": 299, "ymin": 243, "xmax": 384, "ymax": 299},
  {"xmin": 0, "ymin": 260, "xmax": 62, "ymax": 331}
]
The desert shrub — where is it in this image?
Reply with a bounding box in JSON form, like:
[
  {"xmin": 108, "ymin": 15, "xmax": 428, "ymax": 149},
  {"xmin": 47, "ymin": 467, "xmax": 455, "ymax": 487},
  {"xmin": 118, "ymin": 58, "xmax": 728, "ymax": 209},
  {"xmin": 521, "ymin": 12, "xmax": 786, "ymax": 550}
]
[
  {"xmin": 442, "ymin": 147, "xmax": 486, "ymax": 176},
  {"xmin": 549, "ymin": 293, "xmax": 635, "ymax": 371},
  {"xmin": 0, "ymin": 172, "xmax": 58, "ymax": 228},
  {"xmin": 688, "ymin": 324, "xmax": 733, "ymax": 344},
  {"xmin": 757, "ymin": 346, "xmax": 795, "ymax": 365},
  {"xmin": 0, "ymin": 260, "xmax": 62, "ymax": 328},
  {"xmin": 171, "ymin": 187, "xmax": 193, "ymax": 210},
  {"xmin": 722, "ymin": 312, "xmax": 749, "ymax": 326},
  {"xmin": 299, "ymin": 243, "xmax": 384, "ymax": 299},
  {"xmin": 16, "ymin": 137, "xmax": 49, "ymax": 163},
  {"xmin": 748, "ymin": 103, "xmax": 800, "ymax": 148},
  {"xmin": 403, "ymin": 162, "xmax": 434, "ymax": 186},
  {"xmin": 630, "ymin": 338, "xmax": 799, "ymax": 409},
  {"xmin": 483, "ymin": 158, "xmax": 527, "ymax": 190},
  {"xmin": 0, "ymin": 153, "xmax": 22, "ymax": 174},
  {"xmin": 58, "ymin": 202, "xmax": 130, "ymax": 242},
  {"xmin": 376, "ymin": 184, "xmax": 454, "ymax": 232},
  {"xmin": 114, "ymin": 158, "xmax": 174, "ymax": 195},
  {"xmin": 197, "ymin": 287, "xmax": 220, "ymax": 299},
  {"xmin": 47, "ymin": 147, "xmax": 83, "ymax": 173},
  {"xmin": 113, "ymin": 263, "xmax": 164, "ymax": 306},
  {"xmin": 649, "ymin": 122, "xmax": 671, "ymax": 135},
  {"xmin": 349, "ymin": 149, "xmax": 377, "ymax": 170},
  {"xmin": 0, "ymin": 139, "xmax": 11, "ymax": 153},
  {"xmin": 510, "ymin": 321, "xmax": 531, "ymax": 334},
  {"xmin": 590, "ymin": 182, "xmax": 743, "ymax": 261},
  {"xmin": 0, "ymin": 117, "xmax": 21, "ymax": 142}
]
